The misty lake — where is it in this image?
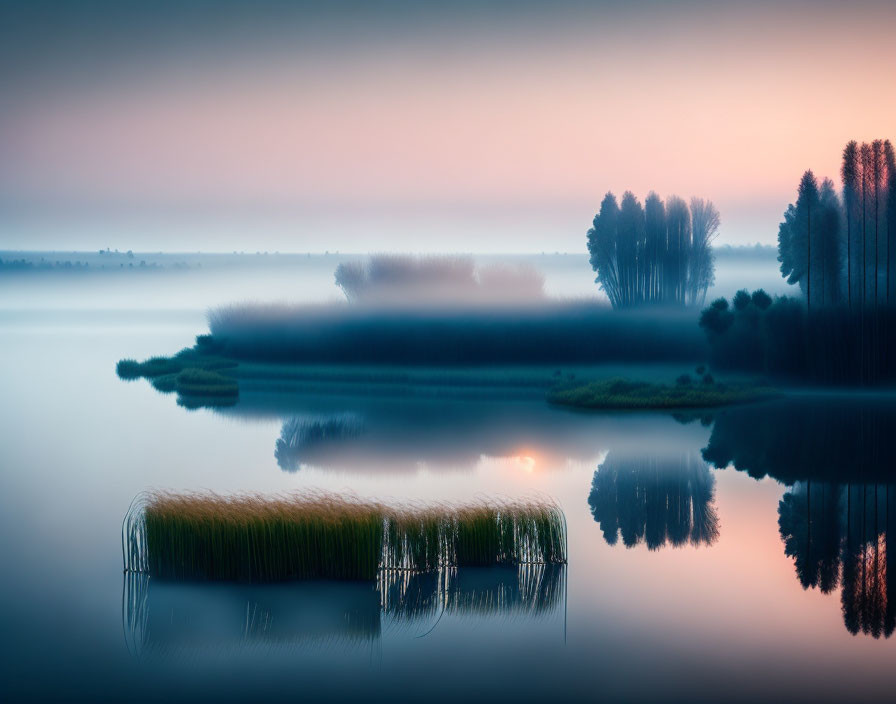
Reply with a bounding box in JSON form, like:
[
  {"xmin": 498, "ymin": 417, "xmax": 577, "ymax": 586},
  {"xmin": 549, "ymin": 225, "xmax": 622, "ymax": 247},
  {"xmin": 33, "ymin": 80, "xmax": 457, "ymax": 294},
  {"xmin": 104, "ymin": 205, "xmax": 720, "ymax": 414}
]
[{"xmin": 2, "ymin": 260, "xmax": 896, "ymax": 703}]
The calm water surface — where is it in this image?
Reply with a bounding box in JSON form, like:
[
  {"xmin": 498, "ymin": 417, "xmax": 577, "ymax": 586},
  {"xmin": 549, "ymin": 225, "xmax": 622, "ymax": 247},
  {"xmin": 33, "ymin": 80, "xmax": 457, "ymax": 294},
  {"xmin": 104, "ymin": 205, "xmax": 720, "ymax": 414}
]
[{"xmin": 2, "ymin": 285, "xmax": 895, "ymax": 701}]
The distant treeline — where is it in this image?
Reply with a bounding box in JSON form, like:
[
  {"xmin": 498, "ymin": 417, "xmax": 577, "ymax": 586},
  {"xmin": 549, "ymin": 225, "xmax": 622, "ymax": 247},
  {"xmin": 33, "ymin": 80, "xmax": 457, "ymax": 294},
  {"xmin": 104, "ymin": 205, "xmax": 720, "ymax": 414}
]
[
  {"xmin": 0, "ymin": 255, "xmax": 182, "ymax": 272},
  {"xmin": 713, "ymin": 243, "xmax": 777, "ymax": 259},
  {"xmin": 778, "ymin": 139, "xmax": 896, "ymax": 307},
  {"xmin": 587, "ymin": 192, "xmax": 719, "ymax": 308},
  {"xmin": 334, "ymin": 255, "xmax": 545, "ymax": 304},
  {"xmin": 207, "ymin": 302, "xmax": 707, "ymax": 365},
  {"xmin": 700, "ymin": 289, "xmax": 896, "ymax": 384}
]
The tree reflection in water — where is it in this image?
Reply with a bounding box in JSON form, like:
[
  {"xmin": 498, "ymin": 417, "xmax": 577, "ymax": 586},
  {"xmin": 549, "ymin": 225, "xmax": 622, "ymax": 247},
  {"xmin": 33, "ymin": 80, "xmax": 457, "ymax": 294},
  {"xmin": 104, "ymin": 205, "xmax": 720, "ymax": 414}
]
[
  {"xmin": 779, "ymin": 481, "xmax": 896, "ymax": 638},
  {"xmin": 703, "ymin": 398, "xmax": 896, "ymax": 639},
  {"xmin": 588, "ymin": 452, "xmax": 720, "ymax": 550}
]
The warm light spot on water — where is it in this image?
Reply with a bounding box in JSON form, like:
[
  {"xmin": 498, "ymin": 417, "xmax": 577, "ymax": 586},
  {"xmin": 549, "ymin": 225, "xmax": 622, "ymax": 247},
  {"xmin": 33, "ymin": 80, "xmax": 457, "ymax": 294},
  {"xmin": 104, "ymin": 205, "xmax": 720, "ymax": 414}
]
[
  {"xmin": 517, "ymin": 455, "xmax": 536, "ymax": 472},
  {"xmin": 477, "ymin": 451, "xmax": 541, "ymax": 476}
]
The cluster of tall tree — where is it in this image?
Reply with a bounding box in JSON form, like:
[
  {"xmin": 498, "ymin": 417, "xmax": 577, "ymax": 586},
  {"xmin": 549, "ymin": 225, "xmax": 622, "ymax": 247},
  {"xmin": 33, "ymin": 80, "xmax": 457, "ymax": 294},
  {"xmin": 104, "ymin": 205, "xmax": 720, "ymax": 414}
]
[
  {"xmin": 778, "ymin": 139, "xmax": 896, "ymax": 309},
  {"xmin": 587, "ymin": 192, "xmax": 719, "ymax": 307}
]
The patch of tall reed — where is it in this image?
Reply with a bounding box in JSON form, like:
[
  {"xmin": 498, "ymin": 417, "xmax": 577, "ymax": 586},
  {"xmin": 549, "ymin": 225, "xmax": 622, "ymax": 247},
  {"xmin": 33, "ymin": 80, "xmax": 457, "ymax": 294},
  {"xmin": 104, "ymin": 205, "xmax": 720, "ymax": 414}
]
[{"xmin": 123, "ymin": 491, "xmax": 566, "ymax": 582}]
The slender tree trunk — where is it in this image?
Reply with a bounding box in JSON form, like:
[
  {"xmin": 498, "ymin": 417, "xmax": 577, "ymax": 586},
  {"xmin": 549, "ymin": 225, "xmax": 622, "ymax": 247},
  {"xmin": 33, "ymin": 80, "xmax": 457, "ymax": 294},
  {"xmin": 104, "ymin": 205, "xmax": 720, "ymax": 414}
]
[
  {"xmin": 822, "ymin": 226, "xmax": 826, "ymax": 306},
  {"xmin": 875, "ymin": 171, "xmax": 880, "ymax": 307},
  {"xmin": 863, "ymin": 176, "xmax": 868, "ymax": 307},
  {"xmin": 848, "ymin": 204, "xmax": 852, "ymax": 308}
]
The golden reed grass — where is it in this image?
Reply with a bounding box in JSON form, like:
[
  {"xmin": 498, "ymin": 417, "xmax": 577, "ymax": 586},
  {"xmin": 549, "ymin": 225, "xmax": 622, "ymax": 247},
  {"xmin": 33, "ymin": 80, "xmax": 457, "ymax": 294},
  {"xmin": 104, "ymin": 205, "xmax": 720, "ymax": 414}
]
[{"xmin": 123, "ymin": 490, "xmax": 566, "ymax": 582}]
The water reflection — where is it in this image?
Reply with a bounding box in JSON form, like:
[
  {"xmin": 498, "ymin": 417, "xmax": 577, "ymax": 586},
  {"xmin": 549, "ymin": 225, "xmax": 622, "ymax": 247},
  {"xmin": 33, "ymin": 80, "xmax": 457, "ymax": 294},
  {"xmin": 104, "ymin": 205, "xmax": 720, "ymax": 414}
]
[
  {"xmin": 703, "ymin": 398, "xmax": 896, "ymax": 638},
  {"xmin": 217, "ymin": 391, "xmax": 708, "ymax": 474},
  {"xmin": 779, "ymin": 481, "xmax": 896, "ymax": 638},
  {"xmin": 124, "ymin": 565, "xmax": 566, "ymax": 656},
  {"xmin": 703, "ymin": 397, "xmax": 896, "ymax": 483},
  {"xmin": 588, "ymin": 452, "xmax": 719, "ymax": 550},
  {"xmin": 275, "ymin": 414, "xmax": 363, "ymax": 472}
]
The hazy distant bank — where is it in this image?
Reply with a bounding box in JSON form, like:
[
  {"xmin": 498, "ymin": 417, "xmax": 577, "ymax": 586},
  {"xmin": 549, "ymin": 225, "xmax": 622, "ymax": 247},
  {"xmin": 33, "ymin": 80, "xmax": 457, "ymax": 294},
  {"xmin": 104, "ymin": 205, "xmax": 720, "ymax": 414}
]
[{"xmin": 0, "ymin": 246, "xmax": 787, "ymax": 311}]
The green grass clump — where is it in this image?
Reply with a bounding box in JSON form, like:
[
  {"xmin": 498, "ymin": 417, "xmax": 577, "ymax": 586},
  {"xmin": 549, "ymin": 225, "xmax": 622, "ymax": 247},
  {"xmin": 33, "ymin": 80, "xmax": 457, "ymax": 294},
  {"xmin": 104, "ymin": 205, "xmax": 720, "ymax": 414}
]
[
  {"xmin": 150, "ymin": 374, "xmax": 178, "ymax": 393},
  {"xmin": 116, "ymin": 359, "xmax": 144, "ymax": 379},
  {"xmin": 546, "ymin": 377, "xmax": 778, "ymax": 410},
  {"xmin": 174, "ymin": 368, "xmax": 238, "ymax": 398},
  {"xmin": 116, "ymin": 346, "xmax": 240, "ymax": 406},
  {"xmin": 116, "ymin": 346, "xmax": 237, "ymax": 382},
  {"xmin": 123, "ymin": 491, "xmax": 566, "ymax": 582}
]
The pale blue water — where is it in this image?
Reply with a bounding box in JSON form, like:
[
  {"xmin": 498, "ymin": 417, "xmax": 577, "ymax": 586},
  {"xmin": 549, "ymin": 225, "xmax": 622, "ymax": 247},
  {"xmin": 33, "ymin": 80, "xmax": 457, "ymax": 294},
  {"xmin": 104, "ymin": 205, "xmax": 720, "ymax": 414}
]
[{"xmin": 1, "ymin": 264, "xmax": 894, "ymax": 703}]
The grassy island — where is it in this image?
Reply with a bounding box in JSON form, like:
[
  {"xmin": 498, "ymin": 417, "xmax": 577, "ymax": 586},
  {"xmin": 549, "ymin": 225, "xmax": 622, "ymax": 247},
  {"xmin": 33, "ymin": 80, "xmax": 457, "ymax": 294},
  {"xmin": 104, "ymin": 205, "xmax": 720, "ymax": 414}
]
[{"xmin": 117, "ymin": 339, "xmax": 239, "ymax": 407}]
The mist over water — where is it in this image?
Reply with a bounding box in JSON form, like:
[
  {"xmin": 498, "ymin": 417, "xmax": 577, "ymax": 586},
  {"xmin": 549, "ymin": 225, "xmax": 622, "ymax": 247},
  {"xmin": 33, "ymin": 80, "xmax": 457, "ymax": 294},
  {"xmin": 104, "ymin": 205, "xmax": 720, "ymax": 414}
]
[
  {"xmin": 4, "ymin": 0, "xmax": 896, "ymax": 699},
  {"xmin": 3, "ymin": 256, "xmax": 896, "ymax": 701},
  {"xmin": 0, "ymin": 249, "xmax": 787, "ymax": 312}
]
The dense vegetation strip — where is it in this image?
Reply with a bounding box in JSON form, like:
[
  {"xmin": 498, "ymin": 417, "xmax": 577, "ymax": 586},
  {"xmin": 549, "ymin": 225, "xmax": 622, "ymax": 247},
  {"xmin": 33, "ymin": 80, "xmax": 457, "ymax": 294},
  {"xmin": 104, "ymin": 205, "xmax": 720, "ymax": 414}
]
[
  {"xmin": 547, "ymin": 376, "xmax": 777, "ymax": 410},
  {"xmin": 123, "ymin": 491, "xmax": 567, "ymax": 582}
]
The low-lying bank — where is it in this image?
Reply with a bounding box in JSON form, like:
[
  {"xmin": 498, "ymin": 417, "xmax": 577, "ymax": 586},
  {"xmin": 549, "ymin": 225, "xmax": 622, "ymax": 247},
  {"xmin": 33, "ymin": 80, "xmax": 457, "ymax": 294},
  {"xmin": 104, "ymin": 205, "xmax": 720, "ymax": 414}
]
[
  {"xmin": 123, "ymin": 491, "xmax": 567, "ymax": 582},
  {"xmin": 117, "ymin": 337, "xmax": 707, "ymax": 405}
]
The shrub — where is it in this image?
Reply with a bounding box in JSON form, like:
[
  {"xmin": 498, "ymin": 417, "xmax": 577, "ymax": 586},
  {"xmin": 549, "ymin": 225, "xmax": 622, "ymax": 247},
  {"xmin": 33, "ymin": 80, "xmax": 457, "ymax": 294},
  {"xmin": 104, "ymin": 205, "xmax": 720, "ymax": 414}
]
[
  {"xmin": 732, "ymin": 289, "xmax": 752, "ymax": 311},
  {"xmin": 174, "ymin": 368, "xmax": 238, "ymax": 397}
]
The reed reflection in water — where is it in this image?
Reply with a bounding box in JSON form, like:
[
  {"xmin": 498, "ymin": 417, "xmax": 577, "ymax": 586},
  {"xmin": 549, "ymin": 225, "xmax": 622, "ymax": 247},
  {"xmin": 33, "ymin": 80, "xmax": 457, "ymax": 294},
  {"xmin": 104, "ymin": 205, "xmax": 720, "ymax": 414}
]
[{"xmin": 124, "ymin": 564, "xmax": 565, "ymax": 656}]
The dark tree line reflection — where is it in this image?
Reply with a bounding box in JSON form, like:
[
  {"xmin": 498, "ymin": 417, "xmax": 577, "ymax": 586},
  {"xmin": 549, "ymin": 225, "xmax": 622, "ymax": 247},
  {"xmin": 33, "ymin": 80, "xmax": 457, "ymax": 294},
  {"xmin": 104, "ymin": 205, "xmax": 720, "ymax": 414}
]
[
  {"xmin": 702, "ymin": 398, "xmax": 896, "ymax": 484},
  {"xmin": 703, "ymin": 398, "xmax": 896, "ymax": 638},
  {"xmin": 779, "ymin": 481, "xmax": 896, "ymax": 638},
  {"xmin": 588, "ymin": 452, "xmax": 719, "ymax": 550}
]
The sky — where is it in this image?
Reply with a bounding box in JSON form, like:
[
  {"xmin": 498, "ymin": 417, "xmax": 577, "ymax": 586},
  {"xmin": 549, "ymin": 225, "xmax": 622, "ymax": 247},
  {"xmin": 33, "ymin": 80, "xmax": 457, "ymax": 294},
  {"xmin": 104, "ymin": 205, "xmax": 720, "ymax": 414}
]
[{"xmin": 1, "ymin": 0, "xmax": 895, "ymax": 253}]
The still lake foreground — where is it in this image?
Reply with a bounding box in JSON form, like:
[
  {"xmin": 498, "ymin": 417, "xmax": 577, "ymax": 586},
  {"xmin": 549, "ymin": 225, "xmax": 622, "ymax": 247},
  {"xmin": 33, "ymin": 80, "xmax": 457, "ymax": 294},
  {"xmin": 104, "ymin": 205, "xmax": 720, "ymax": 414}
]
[{"xmin": 3, "ymin": 306, "xmax": 896, "ymax": 703}]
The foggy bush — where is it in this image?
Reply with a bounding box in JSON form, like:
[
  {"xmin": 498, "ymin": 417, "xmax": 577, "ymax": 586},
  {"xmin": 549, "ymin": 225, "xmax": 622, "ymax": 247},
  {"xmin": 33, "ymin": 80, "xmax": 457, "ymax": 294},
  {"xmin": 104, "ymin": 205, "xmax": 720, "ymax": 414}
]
[
  {"xmin": 334, "ymin": 255, "xmax": 545, "ymax": 304},
  {"xmin": 207, "ymin": 301, "xmax": 707, "ymax": 365}
]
